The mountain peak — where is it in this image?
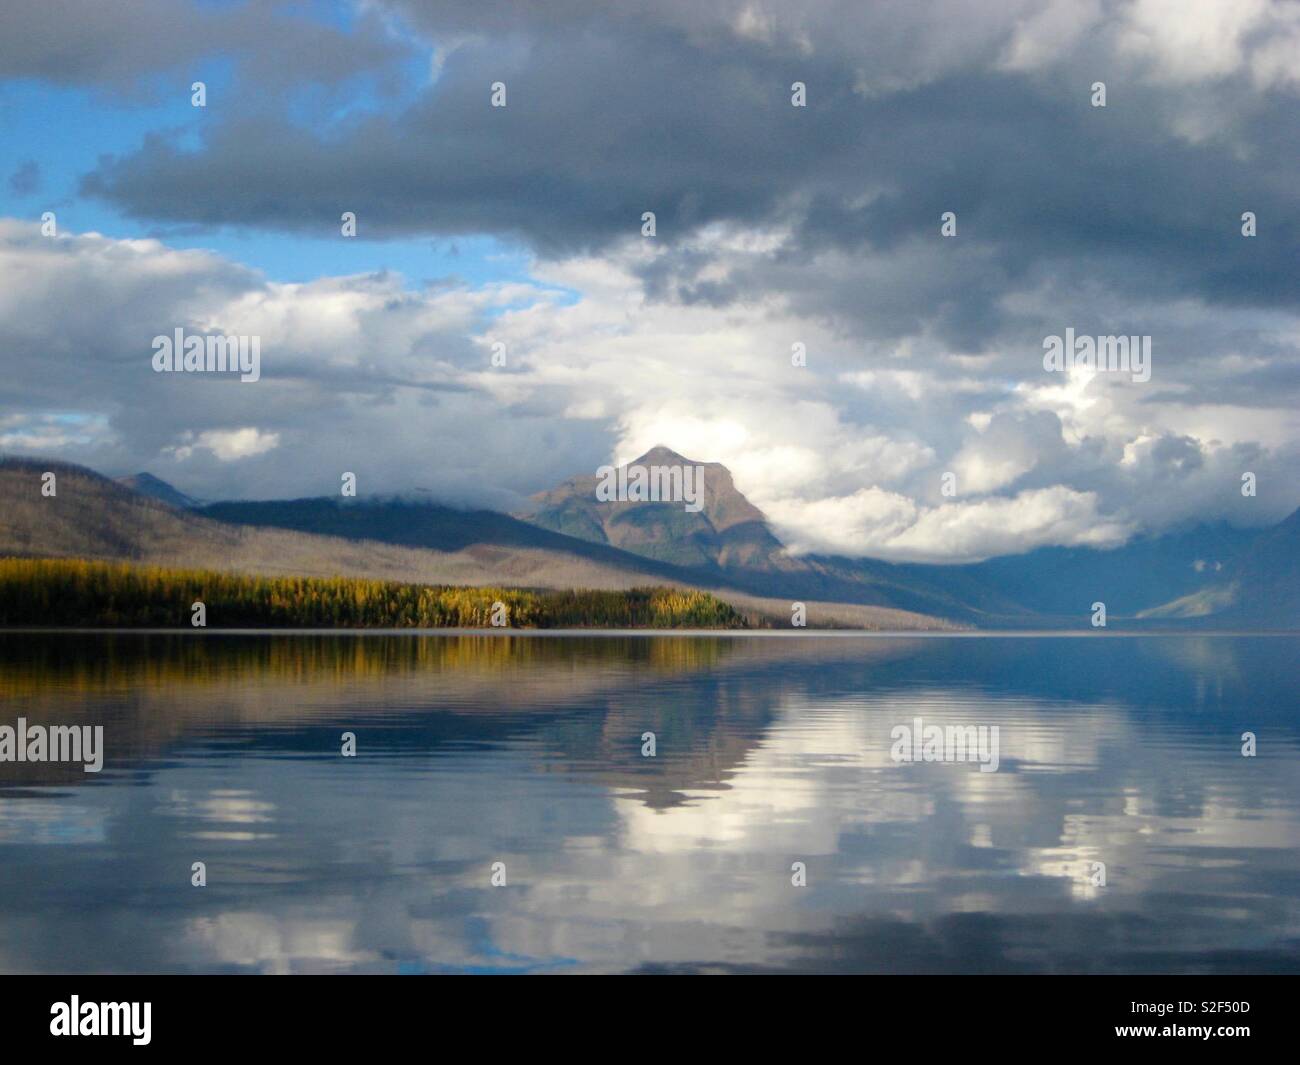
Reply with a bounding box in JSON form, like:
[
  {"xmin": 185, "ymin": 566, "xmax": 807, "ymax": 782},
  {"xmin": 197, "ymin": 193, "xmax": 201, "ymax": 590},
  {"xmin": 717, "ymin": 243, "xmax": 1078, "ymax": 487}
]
[
  {"xmin": 626, "ymin": 444, "xmax": 695, "ymax": 467},
  {"xmin": 117, "ymin": 472, "xmax": 198, "ymax": 509},
  {"xmin": 521, "ymin": 446, "xmax": 784, "ymax": 570}
]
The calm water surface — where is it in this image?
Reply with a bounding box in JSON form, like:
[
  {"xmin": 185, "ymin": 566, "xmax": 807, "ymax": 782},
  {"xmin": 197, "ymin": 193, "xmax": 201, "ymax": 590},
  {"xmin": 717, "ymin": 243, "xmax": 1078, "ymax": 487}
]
[{"xmin": 1, "ymin": 632, "xmax": 1297, "ymax": 973}]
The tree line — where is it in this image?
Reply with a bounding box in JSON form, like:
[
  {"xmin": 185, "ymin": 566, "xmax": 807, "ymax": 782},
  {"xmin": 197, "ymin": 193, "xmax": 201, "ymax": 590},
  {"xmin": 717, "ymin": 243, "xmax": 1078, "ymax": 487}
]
[{"xmin": 0, "ymin": 558, "xmax": 751, "ymax": 629}]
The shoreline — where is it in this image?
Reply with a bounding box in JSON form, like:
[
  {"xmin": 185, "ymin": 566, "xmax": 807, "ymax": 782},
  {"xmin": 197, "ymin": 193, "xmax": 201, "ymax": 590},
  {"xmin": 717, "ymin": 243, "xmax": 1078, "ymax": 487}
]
[{"xmin": 2, "ymin": 627, "xmax": 1295, "ymax": 638}]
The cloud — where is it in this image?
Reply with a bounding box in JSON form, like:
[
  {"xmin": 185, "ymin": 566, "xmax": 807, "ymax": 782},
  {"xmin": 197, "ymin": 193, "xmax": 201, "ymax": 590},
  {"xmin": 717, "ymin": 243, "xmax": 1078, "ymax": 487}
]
[
  {"xmin": 75, "ymin": 1, "xmax": 1300, "ymax": 322},
  {"xmin": 888, "ymin": 486, "xmax": 1133, "ymax": 561},
  {"xmin": 0, "ymin": 412, "xmax": 109, "ymax": 451},
  {"xmin": 762, "ymin": 481, "xmax": 1130, "ymax": 563},
  {"xmin": 0, "ymin": 219, "xmax": 601, "ymax": 506},
  {"xmin": 0, "ymin": 0, "xmax": 410, "ymax": 98},
  {"xmin": 165, "ymin": 428, "xmax": 280, "ymax": 463},
  {"xmin": 1115, "ymin": 0, "xmax": 1300, "ymax": 89},
  {"xmin": 999, "ymin": 0, "xmax": 1105, "ymax": 71},
  {"xmin": 2, "ymin": 215, "xmax": 1297, "ymax": 558},
  {"xmin": 4, "ymin": 2, "xmax": 1299, "ymax": 560}
]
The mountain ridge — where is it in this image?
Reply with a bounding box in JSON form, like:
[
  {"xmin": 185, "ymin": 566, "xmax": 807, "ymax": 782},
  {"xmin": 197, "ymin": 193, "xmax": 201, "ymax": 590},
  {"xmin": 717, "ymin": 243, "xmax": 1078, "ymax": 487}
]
[
  {"xmin": 115, "ymin": 472, "xmax": 200, "ymax": 509},
  {"xmin": 1, "ymin": 454, "xmax": 1296, "ymax": 629},
  {"xmin": 0, "ymin": 458, "xmax": 953, "ymax": 629}
]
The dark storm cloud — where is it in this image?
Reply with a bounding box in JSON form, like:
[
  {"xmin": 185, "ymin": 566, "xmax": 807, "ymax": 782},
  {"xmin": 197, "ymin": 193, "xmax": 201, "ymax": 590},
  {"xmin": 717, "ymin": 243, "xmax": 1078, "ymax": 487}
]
[
  {"xmin": 76, "ymin": 0, "xmax": 1300, "ymax": 348},
  {"xmin": 81, "ymin": 25, "xmax": 814, "ymax": 252},
  {"xmin": 0, "ymin": 0, "xmax": 409, "ymax": 97}
]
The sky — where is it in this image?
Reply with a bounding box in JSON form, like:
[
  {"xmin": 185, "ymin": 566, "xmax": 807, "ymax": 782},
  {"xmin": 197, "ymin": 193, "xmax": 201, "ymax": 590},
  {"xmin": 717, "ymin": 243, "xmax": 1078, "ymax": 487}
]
[{"xmin": 1, "ymin": 0, "xmax": 1297, "ymax": 562}]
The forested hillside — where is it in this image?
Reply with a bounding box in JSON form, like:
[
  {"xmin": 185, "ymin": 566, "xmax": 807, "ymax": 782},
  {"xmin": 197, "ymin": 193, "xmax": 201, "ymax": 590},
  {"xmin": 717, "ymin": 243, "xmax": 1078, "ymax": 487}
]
[{"xmin": 0, "ymin": 558, "xmax": 751, "ymax": 629}]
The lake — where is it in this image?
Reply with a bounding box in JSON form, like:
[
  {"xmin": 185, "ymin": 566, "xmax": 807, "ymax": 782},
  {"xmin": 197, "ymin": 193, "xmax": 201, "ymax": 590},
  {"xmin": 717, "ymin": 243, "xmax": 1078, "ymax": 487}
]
[{"xmin": 1, "ymin": 632, "xmax": 1296, "ymax": 974}]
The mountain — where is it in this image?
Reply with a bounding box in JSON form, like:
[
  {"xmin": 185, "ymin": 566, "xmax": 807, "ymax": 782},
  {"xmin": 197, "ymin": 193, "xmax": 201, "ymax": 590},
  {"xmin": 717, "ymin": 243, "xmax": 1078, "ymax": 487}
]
[
  {"xmin": 1141, "ymin": 508, "xmax": 1300, "ymax": 627},
  {"xmin": 960, "ymin": 521, "xmax": 1257, "ymax": 618},
  {"xmin": 3, "ymin": 460, "xmax": 205, "ymax": 561},
  {"xmin": 517, "ymin": 447, "xmax": 1298, "ymax": 629},
  {"xmin": 199, "ymin": 495, "xmax": 697, "ymax": 581},
  {"xmin": 514, "ymin": 446, "xmax": 1047, "ymax": 622},
  {"xmin": 116, "ymin": 472, "xmax": 199, "ymax": 509},
  {"xmin": 0, "ymin": 458, "xmax": 955, "ymax": 629},
  {"xmin": 1226, "ymin": 507, "xmax": 1300, "ymax": 624},
  {"xmin": 3, "ymin": 454, "xmax": 1295, "ymax": 630},
  {"xmin": 196, "ymin": 495, "xmax": 963, "ymax": 627},
  {"xmin": 0, "ymin": 459, "xmax": 714, "ymax": 596},
  {"xmin": 519, "ymin": 446, "xmax": 785, "ymax": 569}
]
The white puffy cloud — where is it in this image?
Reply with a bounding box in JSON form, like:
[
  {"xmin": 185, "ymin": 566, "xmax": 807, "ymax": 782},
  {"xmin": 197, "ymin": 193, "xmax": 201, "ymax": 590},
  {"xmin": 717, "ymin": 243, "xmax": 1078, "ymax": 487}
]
[
  {"xmin": 763, "ymin": 485, "xmax": 1129, "ymax": 561},
  {"xmin": 166, "ymin": 428, "xmax": 280, "ymax": 463},
  {"xmin": 887, "ymin": 487, "xmax": 1132, "ymax": 561},
  {"xmin": 999, "ymin": 0, "xmax": 1104, "ymax": 71},
  {"xmin": 1116, "ymin": 0, "xmax": 1300, "ymax": 89}
]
